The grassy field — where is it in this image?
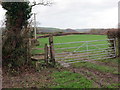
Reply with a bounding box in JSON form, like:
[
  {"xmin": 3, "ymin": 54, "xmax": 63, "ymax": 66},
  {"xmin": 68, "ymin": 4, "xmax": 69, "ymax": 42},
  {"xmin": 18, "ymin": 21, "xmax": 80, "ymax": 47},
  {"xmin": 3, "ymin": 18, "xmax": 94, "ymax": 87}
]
[
  {"xmin": 31, "ymin": 34, "xmax": 118, "ymax": 88},
  {"xmin": 38, "ymin": 34, "xmax": 107, "ymax": 46},
  {"xmin": 32, "ymin": 34, "xmax": 108, "ymax": 54},
  {"xmin": 32, "ymin": 34, "xmax": 115, "ymax": 64},
  {"xmin": 50, "ymin": 58, "xmax": 119, "ymax": 88},
  {"xmin": 3, "ymin": 35, "xmax": 119, "ymax": 88}
]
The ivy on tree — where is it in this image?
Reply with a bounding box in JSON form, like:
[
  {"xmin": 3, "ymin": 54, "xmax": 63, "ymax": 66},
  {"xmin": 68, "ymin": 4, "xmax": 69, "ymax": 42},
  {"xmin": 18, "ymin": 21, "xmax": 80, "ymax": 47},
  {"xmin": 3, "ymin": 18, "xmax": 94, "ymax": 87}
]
[{"xmin": 2, "ymin": 0, "xmax": 52, "ymax": 72}]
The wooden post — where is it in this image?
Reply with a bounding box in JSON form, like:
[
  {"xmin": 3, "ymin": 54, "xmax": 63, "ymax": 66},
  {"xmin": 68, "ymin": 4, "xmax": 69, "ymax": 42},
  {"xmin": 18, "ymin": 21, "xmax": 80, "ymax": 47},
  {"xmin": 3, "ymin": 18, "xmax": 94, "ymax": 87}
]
[
  {"xmin": 44, "ymin": 44, "xmax": 48, "ymax": 65},
  {"xmin": 34, "ymin": 13, "xmax": 37, "ymax": 39},
  {"xmin": 49, "ymin": 35, "xmax": 55, "ymax": 66},
  {"xmin": 28, "ymin": 38, "xmax": 31, "ymax": 63},
  {"xmin": 114, "ymin": 38, "xmax": 117, "ymax": 57},
  {"xmin": 118, "ymin": 37, "xmax": 120, "ymax": 57}
]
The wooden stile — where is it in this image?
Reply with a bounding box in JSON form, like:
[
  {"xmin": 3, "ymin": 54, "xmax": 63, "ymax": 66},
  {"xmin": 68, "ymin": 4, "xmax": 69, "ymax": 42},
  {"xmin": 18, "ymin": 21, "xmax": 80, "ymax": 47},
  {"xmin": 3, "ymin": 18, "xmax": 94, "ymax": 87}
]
[
  {"xmin": 49, "ymin": 35, "xmax": 55, "ymax": 65},
  {"xmin": 44, "ymin": 44, "xmax": 49, "ymax": 65}
]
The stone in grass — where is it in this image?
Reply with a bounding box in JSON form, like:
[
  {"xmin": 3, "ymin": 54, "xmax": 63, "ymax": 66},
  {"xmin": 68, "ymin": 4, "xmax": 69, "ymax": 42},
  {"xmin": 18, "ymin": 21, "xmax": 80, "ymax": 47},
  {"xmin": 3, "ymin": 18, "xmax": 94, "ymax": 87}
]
[{"xmin": 57, "ymin": 61, "xmax": 70, "ymax": 67}]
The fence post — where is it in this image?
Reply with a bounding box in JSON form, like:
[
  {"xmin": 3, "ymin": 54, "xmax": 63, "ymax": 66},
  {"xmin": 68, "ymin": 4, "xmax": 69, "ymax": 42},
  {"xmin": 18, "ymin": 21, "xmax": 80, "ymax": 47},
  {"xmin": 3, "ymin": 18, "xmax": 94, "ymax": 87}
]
[
  {"xmin": 44, "ymin": 44, "xmax": 48, "ymax": 65},
  {"xmin": 86, "ymin": 41, "xmax": 89, "ymax": 57},
  {"xmin": 118, "ymin": 37, "xmax": 120, "ymax": 57},
  {"xmin": 113, "ymin": 38, "xmax": 117, "ymax": 57},
  {"xmin": 49, "ymin": 35, "xmax": 55, "ymax": 66}
]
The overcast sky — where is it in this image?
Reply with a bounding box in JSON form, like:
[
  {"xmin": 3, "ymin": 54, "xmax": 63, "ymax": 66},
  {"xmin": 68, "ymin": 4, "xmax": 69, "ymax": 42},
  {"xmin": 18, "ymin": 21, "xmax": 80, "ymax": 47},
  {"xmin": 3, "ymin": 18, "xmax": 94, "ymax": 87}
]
[{"xmin": 0, "ymin": 0, "xmax": 119, "ymax": 29}]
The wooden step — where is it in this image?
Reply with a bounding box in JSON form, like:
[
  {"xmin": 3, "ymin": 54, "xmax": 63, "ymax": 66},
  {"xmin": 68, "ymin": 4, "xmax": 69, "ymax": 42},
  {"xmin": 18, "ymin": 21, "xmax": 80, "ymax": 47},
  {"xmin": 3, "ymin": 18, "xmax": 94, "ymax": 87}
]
[
  {"xmin": 31, "ymin": 53, "xmax": 45, "ymax": 56},
  {"xmin": 31, "ymin": 55, "xmax": 44, "ymax": 61},
  {"xmin": 32, "ymin": 48, "xmax": 44, "ymax": 50}
]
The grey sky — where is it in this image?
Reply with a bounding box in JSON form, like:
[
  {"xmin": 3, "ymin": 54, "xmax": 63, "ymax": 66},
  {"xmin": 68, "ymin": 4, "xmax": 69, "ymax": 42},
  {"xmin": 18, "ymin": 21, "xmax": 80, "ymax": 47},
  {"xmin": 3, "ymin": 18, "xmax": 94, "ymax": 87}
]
[{"xmin": 0, "ymin": 0, "xmax": 119, "ymax": 29}]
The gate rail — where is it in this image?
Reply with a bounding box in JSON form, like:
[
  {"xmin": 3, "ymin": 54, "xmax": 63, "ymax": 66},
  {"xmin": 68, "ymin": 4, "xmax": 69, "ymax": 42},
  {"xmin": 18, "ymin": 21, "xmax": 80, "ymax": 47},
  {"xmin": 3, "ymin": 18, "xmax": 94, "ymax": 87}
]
[{"xmin": 54, "ymin": 38, "xmax": 117, "ymax": 64}]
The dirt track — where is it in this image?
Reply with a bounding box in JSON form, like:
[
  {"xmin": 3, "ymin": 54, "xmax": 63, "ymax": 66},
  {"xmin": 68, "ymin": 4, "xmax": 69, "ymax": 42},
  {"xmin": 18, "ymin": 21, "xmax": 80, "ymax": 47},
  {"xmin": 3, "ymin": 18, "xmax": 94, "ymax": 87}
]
[{"xmin": 69, "ymin": 66, "xmax": 118, "ymax": 88}]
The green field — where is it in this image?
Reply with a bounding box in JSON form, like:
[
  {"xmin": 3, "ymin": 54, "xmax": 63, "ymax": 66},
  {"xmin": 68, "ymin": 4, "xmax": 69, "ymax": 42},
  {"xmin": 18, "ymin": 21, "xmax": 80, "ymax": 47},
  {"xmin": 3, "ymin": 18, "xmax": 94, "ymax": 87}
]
[
  {"xmin": 31, "ymin": 34, "xmax": 118, "ymax": 88},
  {"xmin": 38, "ymin": 34, "xmax": 107, "ymax": 45},
  {"xmin": 32, "ymin": 34, "xmax": 115, "ymax": 64},
  {"xmin": 32, "ymin": 34, "xmax": 108, "ymax": 54},
  {"xmin": 50, "ymin": 58, "xmax": 119, "ymax": 88}
]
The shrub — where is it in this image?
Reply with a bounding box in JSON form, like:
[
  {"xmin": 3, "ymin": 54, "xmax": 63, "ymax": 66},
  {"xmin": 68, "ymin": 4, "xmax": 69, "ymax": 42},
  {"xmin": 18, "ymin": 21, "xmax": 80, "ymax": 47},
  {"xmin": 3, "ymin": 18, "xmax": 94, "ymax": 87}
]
[{"xmin": 107, "ymin": 29, "xmax": 120, "ymax": 57}]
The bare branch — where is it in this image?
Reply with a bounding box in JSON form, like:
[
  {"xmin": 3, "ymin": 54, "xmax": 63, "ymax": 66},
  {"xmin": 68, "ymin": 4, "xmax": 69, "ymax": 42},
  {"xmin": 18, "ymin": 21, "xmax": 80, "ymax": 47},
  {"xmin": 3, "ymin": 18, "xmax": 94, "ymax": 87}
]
[{"xmin": 31, "ymin": 0, "xmax": 53, "ymax": 7}]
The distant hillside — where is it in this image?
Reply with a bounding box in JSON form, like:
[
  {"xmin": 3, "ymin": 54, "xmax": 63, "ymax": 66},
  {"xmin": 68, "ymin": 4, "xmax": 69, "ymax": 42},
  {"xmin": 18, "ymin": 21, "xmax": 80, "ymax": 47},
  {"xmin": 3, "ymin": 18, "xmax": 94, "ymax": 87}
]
[
  {"xmin": 89, "ymin": 29, "xmax": 111, "ymax": 35},
  {"xmin": 37, "ymin": 27, "xmax": 65, "ymax": 33},
  {"xmin": 64, "ymin": 28, "xmax": 79, "ymax": 33},
  {"xmin": 36, "ymin": 27, "xmax": 87, "ymax": 33},
  {"xmin": 0, "ymin": 27, "xmax": 110, "ymax": 35},
  {"xmin": 35, "ymin": 27, "xmax": 110, "ymax": 34},
  {"xmin": 75, "ymin": 29, "xmax": 91, "ymax": 33}
]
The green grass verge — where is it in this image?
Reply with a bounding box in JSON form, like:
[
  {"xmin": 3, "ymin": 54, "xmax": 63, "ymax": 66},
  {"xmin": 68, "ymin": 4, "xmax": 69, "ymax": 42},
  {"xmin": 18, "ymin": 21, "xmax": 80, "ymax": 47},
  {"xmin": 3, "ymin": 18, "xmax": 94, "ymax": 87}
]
[
  {"xmin": 106, "ymin": 83, "xmax": 120, "ymax": 88},
  {"xmin": 99, "ymin": 58, "xmax": 119, "ymax": 64},
  {"xmin": 72, "ymin": 60, "xmax": 118, "ymax": 74},
  {"xmin": 50, "ymin": 71, "xmax": 93, "ymax": 88}
]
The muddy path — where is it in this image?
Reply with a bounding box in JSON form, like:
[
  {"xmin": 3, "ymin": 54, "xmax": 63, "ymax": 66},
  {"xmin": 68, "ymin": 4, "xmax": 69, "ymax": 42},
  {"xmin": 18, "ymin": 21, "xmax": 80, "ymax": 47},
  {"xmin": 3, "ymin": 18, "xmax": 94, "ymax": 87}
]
[
  {"xmin": 56, "ymin": 56, "xmax": 119, "ymax": 88},
  {"xmin": 68, "ymin": 66, "xmax": 119, "ymax": 88},
  {"xmin": 2, "ymin": 67, "xmax": 60, "ymax": 88}
]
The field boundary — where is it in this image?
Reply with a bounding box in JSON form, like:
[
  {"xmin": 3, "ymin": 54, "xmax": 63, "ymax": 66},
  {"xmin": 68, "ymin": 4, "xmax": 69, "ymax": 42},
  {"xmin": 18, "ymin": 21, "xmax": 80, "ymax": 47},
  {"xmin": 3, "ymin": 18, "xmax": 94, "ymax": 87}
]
[{"xmin": 36, "ymin": 33, "xmax": 105, "ymax": 38}]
